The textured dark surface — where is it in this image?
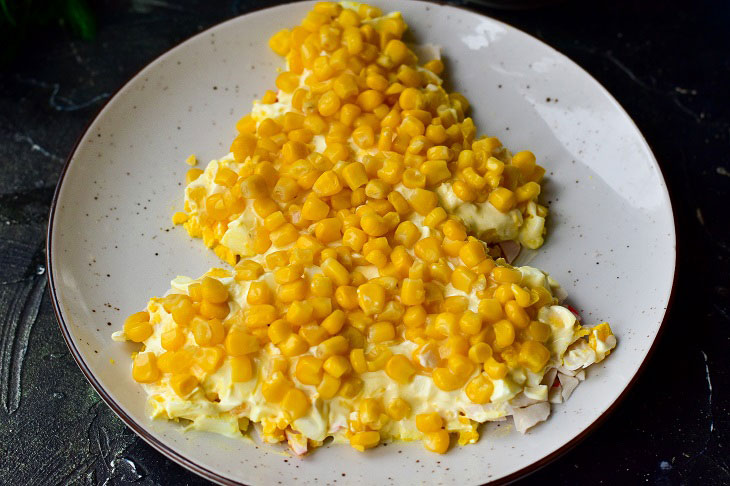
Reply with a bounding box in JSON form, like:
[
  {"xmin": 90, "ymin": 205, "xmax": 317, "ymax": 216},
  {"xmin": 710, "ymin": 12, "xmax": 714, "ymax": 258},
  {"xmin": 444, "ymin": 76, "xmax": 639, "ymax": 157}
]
[{"xmin": 0, "ymin": 0, "xmax": 727, "ymax": 484}]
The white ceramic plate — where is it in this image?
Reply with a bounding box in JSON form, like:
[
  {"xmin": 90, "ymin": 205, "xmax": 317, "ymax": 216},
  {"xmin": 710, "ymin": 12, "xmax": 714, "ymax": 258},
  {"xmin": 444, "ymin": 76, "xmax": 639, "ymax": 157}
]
[{"xmin": 47, "ymin": 1, "xmax": 676, "ymax": 484}]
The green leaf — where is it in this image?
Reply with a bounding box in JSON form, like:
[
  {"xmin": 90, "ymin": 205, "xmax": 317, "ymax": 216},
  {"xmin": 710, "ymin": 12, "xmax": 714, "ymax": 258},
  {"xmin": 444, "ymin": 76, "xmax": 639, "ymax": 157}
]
[{"xmin": 64, "ymin": 0, "xmax": 96, "ymax": 40}]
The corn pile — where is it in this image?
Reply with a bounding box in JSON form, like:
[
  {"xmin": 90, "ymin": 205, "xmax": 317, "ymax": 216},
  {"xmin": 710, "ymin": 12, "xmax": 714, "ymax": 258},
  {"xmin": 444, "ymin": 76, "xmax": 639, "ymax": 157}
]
[{"xmin": 118, "ymin": 1, "xmax": 615, "ymax": 456}]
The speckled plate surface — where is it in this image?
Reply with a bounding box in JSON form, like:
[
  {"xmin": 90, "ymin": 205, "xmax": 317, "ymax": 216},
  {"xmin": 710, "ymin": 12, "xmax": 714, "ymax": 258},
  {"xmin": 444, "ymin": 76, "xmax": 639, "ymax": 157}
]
[{"xmin": 47, "ymin": 1, "xmax": 676, "ymax": 484}]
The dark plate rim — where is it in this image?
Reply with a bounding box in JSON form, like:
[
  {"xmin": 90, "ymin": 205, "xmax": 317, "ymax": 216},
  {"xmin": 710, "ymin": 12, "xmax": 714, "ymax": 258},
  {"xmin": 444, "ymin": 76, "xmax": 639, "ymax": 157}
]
[{"xmin": 45, "ymin": 1, "xmax": 679, "ymax": 485}]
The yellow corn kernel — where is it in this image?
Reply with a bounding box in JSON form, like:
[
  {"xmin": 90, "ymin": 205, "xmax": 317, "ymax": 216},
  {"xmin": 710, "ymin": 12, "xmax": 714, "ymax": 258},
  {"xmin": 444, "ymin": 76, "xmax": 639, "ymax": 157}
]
[
  {"xmin": 511, "ymin": 150, "xmax": 536, "ymax": 178},
  {"xmin": 368, "ymin": 322, "xmax": 395, "ymax": 343},
  {"xmin": 511, "ymin": 284, "xmax": 532, "ymax": 307},
  {"xmin": 349, "ymin": 430, "xmax": 380, "ymax": 451},
  {"xmin": 290, "ymin": 248, "xmax": 314, "ymax": 267},
  {"xmin": 170, "ymin": 373, "xmax": 198, "ymax": 398},
  {"xmin": 193, "ymin": 346, "xmax": 225, "ymax": 374},
  {"xmin": 235, "ymin": 260, "xmax": 264, "ymax": 281},
  {"xmin": 341, "ymin": 162, "xmax": 368, "ymax": 190},
  {"xmin": 519, "ymin": 340, "xmax": 551, "ymax": 372},
  {"xmin": 149, "ymin": 349, "xmax": 172, "ymax": 372},
  {"xmin": 493, "ymin": 319, "xmax": 515, "ymax": 349},
  {"xmin": 282, "ymin": 111, "xmax": 305, "ymax": 132},
  {"xmin": 317, "ymin": 373, "xmax": 340, "ymax": 400},
  {"xmin": 451, "ymin": 267, "xmax": 477, "ymax": 293},
  {"xmin": 230, "ymin": 355, "xmax": 253, "ymax": 382},
  {"xmin": 268, "ymin": 319, "xmax": 291, "ymax": 344},
  {"xmin": 313, "ymin": 170, "xmax": 343, "ymax": 197},
  {"xmin": 416, "ymin": 412, "xmax": 443, "ymax": 433},
  {"xmin": 386, "ymin": 398, "xmax": 411, "ymax": 420},
  {"xmin": 172, "ymin": 211, "xmax": 188, "ymax": 225},
  {"xmin": 201, "ymin": 277, "xmax": 228, "ymax": 304},
  {"xmin": 313, "ymin": 217, "xmax": 341, "ymax": 244},
  {"xmin": 431, "ymin": 367, "xmax": 464, "ymax": 391},
  {"xmin": 447, "ymin": 354, "xmax": 474, "ymax": 378},
  {"xmin": 352, "ymin": 124, "xmax": 375, "ymax": 149},
  {"xmin": 192, "ymin": 317, "xmax": 225, "ymax": 346},
  {"xmin": 465, "ymin": 374, "xmax": 494, "ymax": 404},
  {"xmin": 395, "ymin": 86, "xmax": 423, "ymax": 111},
  {"xmin": 279, "ymin": 333, "xmax": 309, "ymax": 357},
  {"xmin": 275, "ymin": 71, "xmax": 300, "ymax": 93},
  {"xmin": 515, "ymin": 181, "xmax": 541, "ymax": 202},
  {"xmin": 269, "ymin": 28, "xmax": 291, "ymax": 56},
  {"xmin": 414, "ymin": 236, "xmax": 442, "ymax": 263},
  {"xmin": 270, "ymin": 223, "xmax": 299, "ymax": 247},
  {"xmin": 132, "ymin": 352, "xmax": 159, "ymax": 383},
  {"xmin": 199, "ymin": 300, "xmax": 229, "ymax": 320},
  {"xmin": 484, "ymin": 357, "xmax": 509, "ymax": 380},
  {"xmin": 400, "ymin": 306, "xmax": 425, "ymax": 330},
  {"xmin": 295, "ymin": 356, "xmax": 324, "ymax": 386},
  {"xmin": 244, "ymin": 282, "xmax": 270, "ymax": 307},
  {"xmin": 420, "ymin": 159, "xmax": 451, "ymax": 186},
  {"xmin": 356, "ymin": 89, "xmax": 384, "ymax": 112},
  {"xmin": 359, "ymin": 212, "xmax": 389, "ymax": 237},
  {"xmin": 459, "ymin": 240, "xmax": 486, "ymax": 268},
  {"xmin": 408, "ymin": 189, "xmax": 438, "ymax": 216},
  {"xmin": 267, "ymin": 176, "xmax": 299, "ymax": 203},
  {"xmin": 394, "ymin": 221, "xmax": 420, "ymax": 247},
  {"xmin": 438, "ymin": 297, "xmax": 465, "ymax": 316},
  {"xmin": 341, "ymin": 25, "xmax": 363, "ymax": 54},
  {"xmin": 494, "ymin": 283, "xmax": 514, "ymax": 304},
  {"xmin": 491, "ymin": 266, "xmax": 522, "ymax": 284},
  {"xmin": 266, "ymin": 250, "xmax": 289, "ymax": 270},
  {"xmin": 187, "ymin": 283, "xmax": 202, "ymax": 302},
  {"xmin": 245, "ymin": 304, "xmax": 278, "ymax": 328},
  {"xmin": 456, "ymin": 311, "xmax": 480, "ymax": 336},
  {"xmin": 263, "ymin": 211, "xmax": 286, "ymax": 232},
  {"xmin": 300, "ymin": 194, "xmax": 329, "ymax": 221},
  {"xmin": 205, "ymin": 193, "xmax": 228, "ymax": 220},
  {"xmin": 124, "ymin": 312, "xmax": 153, "ymax": 342},
  {"xmin": 400, "ymin": 115, "xmax": 424, "ymax": 138},
  {"xmin": 349, "ymin": 348, "xmax": 368, "ymax": 374},
  {"xmin": 468, "ymin": 342, "xmax": 493, "ymax": 363},
  {"xmin": 423, "ymin": 59, "xmax": 444, "ymax": 74},
  {"xmin": 320, "ymin": 258, "xmax": 349, "ymax": 287},
  {"xmin": 528, "ymin": 320, "xmax": 551, "ymax": 342},
  {"xmin": 310, "ymin": 297, "xmax": 332, "ymax": 320},
  {"xmin": 262, "ymin": 371, "xmax": 291, "ymax": 403},
  {"xmin": 426, "ymin": 145, "xmax": 446, "ymax": 161},
  {"xmin": 257, "ymin": 118, "xmax": 281, "ymax": 138},
  {"xmin": 230, "ymin": 134, "xmax": 257, "ymax": 162},
  {"xmin": 385, "ymin": 354, "xmax": 416, "ymax": 384},
  {"xmin": 318, "ymin": 335, "xmax": 349, "ymax": 357},
  {"xmin": 402, "ymin": 168, "xmax": 426, "ymax": 189},
  {"xmin": 589, "ymin": 322, "xmax": 614, "ymax": 352},
  {"xmin": 285, "ymin": 301, "xmax": 313, "ymax": 326},
  {"xmin": 224, "ymin": 328, "xmax": 259, "ymax": 356},
  {"xmin": 160, "ymin": 327, "xmax": 186, "ymax": 352},
  {"xmin": 339, "ymin": 228, "xmax": 365, "ymax": 254},
  {"xmin": 461, "ymin": 167, "xmax": 487, "ymax": 191},
  {"xmin": 423, "ymin": 207, "xmax": 447, "ymax": 228},
  {"xmin": 323, "ymin": 355, "xmax": 351, "ymax": 378},
  {"xmin": 356, "ymin": 282, "xmax": 386, "ymax": 316},
  {"xmin": 400, "ymin": 278, "xmax": 425, "ymax": 306},
  {"xmin": 423, "ymin": 430, "xmax": 450, "ymax": 454},
  {"xmin": 299, "ymin": 323, "xmax": 328, "ymax": 347},
  {"xmin": 304, "ymin": 273, "xmax": 330, "ymax": 298},
  {"xmin": 488, "ymin": 187, "xmax": 516, "ymax": 213},
  {"xmin": 235, "ymin": 114, "xmax": 256, "ymax": 134},
  {"xmin": 504, "ymin": 300, "xmax": 530, "ymax": 329},
  {"xmin": 253, "ymin": 198, "xmax": 279, "ymax": 218},
  {"xmin": 317, "ymin": 89, "xmax": 341, "ymax": 117}
]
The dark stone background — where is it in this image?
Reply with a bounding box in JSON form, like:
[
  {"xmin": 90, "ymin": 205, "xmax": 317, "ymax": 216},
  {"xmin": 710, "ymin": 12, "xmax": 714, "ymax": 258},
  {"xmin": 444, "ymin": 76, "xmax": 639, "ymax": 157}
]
[{"xmin": 0, "ymin": 0, "xmax": 727, "ymax": 484}]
